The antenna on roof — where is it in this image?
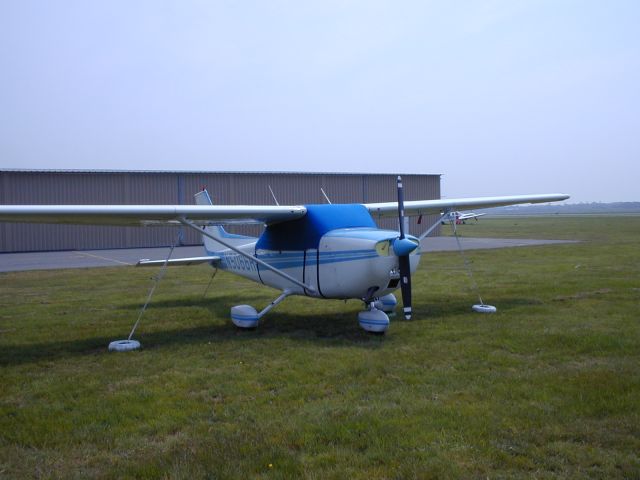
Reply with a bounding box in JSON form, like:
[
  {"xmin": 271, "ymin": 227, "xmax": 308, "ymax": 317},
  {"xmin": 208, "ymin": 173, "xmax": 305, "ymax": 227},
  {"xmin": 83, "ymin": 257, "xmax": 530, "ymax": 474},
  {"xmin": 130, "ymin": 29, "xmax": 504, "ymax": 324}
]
[
  {"xmin": 268, "ymin": 185, "xmax": 280, "ymax": 206},
  {"xmin": 320, "ymin": 188, "xmax": 332, "ymax": 204}
]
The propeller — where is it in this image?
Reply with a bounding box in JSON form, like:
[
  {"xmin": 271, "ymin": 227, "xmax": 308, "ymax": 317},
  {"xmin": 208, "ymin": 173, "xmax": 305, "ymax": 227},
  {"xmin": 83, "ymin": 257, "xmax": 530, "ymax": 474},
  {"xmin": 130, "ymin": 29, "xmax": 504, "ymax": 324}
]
[{"xmin": 394, "ymin": 176, "xmax": 415, "ymax": 320}]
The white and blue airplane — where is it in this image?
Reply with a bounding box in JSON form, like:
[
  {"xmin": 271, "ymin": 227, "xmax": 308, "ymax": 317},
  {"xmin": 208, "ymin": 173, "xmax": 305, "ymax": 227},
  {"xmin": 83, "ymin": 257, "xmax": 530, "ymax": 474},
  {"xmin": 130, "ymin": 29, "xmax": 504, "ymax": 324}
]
[
  {"xmin": 0, "ymin": 178, "xmax": 568, "ymax": 333},
  {"xmin": 441, "ymin": 210, "xmax": 486, "ymax": 225}
]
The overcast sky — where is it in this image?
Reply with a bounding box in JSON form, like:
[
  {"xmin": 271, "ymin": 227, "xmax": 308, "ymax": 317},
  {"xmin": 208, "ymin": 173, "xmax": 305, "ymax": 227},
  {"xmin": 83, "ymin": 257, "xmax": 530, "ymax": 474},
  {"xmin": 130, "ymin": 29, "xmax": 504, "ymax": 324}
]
[{"xmin": 1, "ymin": 1, "xmax": 638, "ymax": 203}]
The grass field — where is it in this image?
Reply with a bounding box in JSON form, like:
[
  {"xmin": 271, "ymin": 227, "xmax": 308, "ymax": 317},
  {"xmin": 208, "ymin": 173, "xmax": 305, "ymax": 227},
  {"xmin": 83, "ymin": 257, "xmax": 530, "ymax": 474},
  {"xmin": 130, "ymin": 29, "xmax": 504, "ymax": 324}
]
[{"xmin": 1, "ymin": 217, "xmax": 639, "ymax": 479}]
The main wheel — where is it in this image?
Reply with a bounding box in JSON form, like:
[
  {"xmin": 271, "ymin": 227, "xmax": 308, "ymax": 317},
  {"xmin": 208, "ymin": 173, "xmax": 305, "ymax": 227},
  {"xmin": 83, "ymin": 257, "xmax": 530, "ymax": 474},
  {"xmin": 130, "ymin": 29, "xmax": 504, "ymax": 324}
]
[
  {"xmin": 358, "ymin": 308, "xmax": 390, "ymax": 333},
  {"xmin": 230, "ymin": 305, "xmax": 259, "ymax": 328}
]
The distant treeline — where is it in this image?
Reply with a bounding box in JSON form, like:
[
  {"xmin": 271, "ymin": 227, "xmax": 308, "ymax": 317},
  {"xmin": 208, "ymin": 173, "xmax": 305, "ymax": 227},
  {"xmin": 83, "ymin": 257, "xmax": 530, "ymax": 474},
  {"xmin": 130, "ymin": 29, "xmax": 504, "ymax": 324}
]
[{"xmin": 480, "ymin": 202, "xmax": 640, "ymax": 215}]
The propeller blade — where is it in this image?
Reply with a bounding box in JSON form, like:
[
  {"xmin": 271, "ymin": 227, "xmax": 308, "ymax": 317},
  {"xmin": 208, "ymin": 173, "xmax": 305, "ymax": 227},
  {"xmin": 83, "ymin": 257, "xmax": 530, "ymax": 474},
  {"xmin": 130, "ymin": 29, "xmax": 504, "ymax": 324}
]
[
  {"xmin": 396, "ymin": 175, "xmax": 412, "ymax": 319},
  {"xmin": 397, "ymin": 176, "xmax": 405, "ymax": 239},
  {"xmin": 399, "ymin": 255, "xmax": 412, "ymax": 320}
]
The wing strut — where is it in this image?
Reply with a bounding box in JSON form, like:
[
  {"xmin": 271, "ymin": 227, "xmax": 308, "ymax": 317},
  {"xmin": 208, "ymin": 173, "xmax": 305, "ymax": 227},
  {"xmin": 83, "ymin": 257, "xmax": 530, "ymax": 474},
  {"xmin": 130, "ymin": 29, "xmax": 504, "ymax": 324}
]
[
  {"xmin": 419, "ymin": 210, "xmax": 454, "ymax": 240},
  {"xmin": 178, "ymin": 218, "xmax": 317, "ymax": 294}
]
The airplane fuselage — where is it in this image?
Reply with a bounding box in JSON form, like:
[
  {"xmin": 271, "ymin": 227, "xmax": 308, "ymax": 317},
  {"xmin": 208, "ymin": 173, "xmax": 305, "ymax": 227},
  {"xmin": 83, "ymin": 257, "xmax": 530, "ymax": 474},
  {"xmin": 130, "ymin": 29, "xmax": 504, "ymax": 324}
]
[
  {"xmin": 204, "ymin": 203, "xmax": 421, "ymax": 302},
  {"xmin": 211, "ymin": 227, "xmax": 421, "ymax": 301}
]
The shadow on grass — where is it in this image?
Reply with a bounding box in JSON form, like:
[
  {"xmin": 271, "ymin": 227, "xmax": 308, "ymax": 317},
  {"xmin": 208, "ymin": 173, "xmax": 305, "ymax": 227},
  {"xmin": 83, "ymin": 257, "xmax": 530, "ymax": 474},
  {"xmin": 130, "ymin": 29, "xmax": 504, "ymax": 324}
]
[
  {"xmin": 2, "ymin": 291, "xmax": 544, "ymax": 366},
  {"xmin": 0, "ymin": 295, "xmax": 388, "ymax": 366}
]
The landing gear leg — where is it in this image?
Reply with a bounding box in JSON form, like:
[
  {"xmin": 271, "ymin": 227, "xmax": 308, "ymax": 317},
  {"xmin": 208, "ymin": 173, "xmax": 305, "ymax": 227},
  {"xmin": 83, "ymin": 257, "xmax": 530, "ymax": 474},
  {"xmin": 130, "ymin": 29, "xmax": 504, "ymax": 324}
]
[
  {"xmin": 230, "ymin": 290, "xmax": 292, "ymax": 329},
  {"xmin": 374, "ymin": 293, "xmax": 397, "ymax": 314}
]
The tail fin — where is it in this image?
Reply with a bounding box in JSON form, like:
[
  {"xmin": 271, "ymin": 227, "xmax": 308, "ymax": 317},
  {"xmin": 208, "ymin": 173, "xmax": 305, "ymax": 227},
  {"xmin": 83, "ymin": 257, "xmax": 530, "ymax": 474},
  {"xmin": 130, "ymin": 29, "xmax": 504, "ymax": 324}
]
[
  {"xmin": 194, "ymin": 189, "xmax": 214, "ymax": 207},
  {"xmin": 194, "ymin": 189, "xmax": 255, "ymax": 253}
]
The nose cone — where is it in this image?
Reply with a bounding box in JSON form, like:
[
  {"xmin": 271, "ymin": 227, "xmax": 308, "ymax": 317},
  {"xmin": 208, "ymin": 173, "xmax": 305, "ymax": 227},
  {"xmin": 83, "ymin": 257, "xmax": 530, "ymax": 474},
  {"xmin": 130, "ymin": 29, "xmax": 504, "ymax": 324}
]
[{"xmin": 393, "ymin": 238, "xmax": 418, "ymax": 257}]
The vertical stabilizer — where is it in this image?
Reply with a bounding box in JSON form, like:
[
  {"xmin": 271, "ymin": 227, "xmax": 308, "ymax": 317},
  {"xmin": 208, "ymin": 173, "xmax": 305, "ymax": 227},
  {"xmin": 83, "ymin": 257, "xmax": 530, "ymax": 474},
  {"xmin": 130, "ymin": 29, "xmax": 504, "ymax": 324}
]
[
  {"xmin": 194, "ymin": 189, "xmax": 213, "ymax": 206},
  {"xmin": 194, "ymin": 189, "xmax": 256, "ymax": 253}
]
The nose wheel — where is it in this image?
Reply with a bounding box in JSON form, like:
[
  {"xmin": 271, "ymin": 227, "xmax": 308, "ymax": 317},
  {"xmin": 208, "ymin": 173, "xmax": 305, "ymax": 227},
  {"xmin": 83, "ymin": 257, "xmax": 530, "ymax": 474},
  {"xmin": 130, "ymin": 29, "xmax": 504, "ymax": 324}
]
[{"xmin": 358, "ymin": 303, "xmax": 390, "ymax": 333}]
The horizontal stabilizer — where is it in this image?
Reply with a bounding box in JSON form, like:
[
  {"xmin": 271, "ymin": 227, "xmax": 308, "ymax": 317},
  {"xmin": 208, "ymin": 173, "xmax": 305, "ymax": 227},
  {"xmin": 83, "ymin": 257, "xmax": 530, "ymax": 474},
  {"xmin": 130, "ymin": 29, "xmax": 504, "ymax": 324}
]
[{"xmin": 136, "ymin": 256, "xmax": 220, "ymax": 267}]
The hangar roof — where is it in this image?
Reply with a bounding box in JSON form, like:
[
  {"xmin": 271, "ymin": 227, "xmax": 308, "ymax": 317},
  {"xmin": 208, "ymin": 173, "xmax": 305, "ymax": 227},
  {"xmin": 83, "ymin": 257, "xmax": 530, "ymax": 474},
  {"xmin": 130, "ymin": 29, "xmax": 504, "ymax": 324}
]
[{"xmin": 1, "ymin": 169, "xmax": 442, "ymax": 177}]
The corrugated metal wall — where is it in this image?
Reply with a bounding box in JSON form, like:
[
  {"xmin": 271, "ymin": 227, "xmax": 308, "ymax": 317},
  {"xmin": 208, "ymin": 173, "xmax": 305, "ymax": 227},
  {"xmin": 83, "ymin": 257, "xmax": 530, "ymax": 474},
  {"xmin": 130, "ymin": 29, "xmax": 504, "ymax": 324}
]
[{"xmin": 0, "ymin": 171, "xmax": 441, "ymax": 252}]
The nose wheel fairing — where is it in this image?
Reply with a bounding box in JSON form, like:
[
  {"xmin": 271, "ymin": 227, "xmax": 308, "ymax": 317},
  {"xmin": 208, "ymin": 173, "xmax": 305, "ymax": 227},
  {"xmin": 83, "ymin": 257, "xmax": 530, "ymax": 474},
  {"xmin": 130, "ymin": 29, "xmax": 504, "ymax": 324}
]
[{"xmin": 358, "ymin": 306, "xmax": 390, "ymax": 333}]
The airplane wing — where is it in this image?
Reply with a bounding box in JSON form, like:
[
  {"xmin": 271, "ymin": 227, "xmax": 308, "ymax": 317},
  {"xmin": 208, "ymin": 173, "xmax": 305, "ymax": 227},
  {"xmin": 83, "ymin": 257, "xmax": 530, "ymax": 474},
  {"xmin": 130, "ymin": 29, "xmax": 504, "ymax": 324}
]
[
  {"xmin": 136, "ymin": 256, "xmax": 220, "ymax": 267},
  {"xmin": 0, "ymin": 194, "xmax": 568, "ymax": 226},
  {"xmin": 364, "ymin": 193, "xmax": 569, "ymax": 218},
  {"xmin": 0, "ymin": 205, "xmax": 307, "ymax": 226}
]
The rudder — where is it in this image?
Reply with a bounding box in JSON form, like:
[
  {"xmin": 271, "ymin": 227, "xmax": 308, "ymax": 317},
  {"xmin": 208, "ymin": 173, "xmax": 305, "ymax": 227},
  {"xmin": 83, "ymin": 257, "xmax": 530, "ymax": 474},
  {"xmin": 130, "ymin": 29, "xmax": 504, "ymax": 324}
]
[{"xmin": 194, "ymin": 189, "xmax": 255, "ymax": 253}]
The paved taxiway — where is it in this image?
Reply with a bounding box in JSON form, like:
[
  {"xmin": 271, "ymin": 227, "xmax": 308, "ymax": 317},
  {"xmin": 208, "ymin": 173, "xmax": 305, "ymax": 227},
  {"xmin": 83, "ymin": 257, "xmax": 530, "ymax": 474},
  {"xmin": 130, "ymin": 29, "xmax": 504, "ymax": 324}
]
[{"xmin": 0, "ymin": 237, "xmax": 572, "ymax": 273}]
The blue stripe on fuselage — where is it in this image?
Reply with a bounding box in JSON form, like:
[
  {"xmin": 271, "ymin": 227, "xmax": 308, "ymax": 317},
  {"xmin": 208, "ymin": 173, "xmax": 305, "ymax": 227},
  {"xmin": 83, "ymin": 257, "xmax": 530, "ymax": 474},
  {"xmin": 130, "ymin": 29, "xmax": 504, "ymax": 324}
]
[
  {"xmin": 256, "ymin": 249, "xmax": 378, "ymax": 270},
  {"xmin": 211, "ymin": 248, "xmax": 380, "ymax": 273},
  {"xmin": 217, "ymin": 251, "xmax": 259, "ymax": 272}
]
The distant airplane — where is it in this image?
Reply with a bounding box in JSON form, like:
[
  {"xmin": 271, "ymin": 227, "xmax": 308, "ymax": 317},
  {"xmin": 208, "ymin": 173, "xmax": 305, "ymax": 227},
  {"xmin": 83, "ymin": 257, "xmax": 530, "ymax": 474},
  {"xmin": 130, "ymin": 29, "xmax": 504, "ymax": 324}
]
[
  {"xmin": 0, "ymin": 177, "xmax": 568, "ymax": 333},
  {"xmin": 441, "ymin": 211, "xmax": 486, "ymax": 225}
]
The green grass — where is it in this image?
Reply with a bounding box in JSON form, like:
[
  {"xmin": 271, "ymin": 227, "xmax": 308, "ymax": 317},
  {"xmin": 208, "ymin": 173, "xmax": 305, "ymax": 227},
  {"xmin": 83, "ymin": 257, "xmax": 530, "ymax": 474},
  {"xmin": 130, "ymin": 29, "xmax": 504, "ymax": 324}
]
[
  {"xmin": 1, "ymin": 217, "xmax": 639, "ymax": 478},
  {"xmin": 440, "ymin": 214, "xmax": 633, "ymax": 241}
]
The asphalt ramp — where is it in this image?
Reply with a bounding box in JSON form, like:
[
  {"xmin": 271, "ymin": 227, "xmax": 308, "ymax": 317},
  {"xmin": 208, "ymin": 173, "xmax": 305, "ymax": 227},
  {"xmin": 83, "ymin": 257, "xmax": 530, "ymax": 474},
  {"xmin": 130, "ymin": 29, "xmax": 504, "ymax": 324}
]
[{"xmin": 0, "ymin": 238, "xmax": 574, "ymax": 273}]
